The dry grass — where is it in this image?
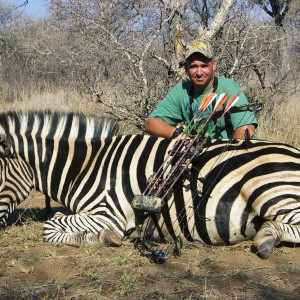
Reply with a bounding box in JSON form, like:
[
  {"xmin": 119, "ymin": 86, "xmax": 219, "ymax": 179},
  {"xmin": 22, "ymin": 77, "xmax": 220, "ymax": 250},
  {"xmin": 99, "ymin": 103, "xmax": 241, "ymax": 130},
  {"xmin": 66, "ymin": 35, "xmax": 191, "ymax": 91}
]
[
  {"xmin": 0, "ymin": 88, "xmax": 141, "ymax": 135},
  {"xmin": 257, "ymin": 92, "xmax": 300, "ymax": 148},
  {"xmin": 0, "ymin": 89, "xmax": 105, "ymax": 116},
  {"xmin": 0, "ymin": 195, "xmax": 300, "ymax": 299}
]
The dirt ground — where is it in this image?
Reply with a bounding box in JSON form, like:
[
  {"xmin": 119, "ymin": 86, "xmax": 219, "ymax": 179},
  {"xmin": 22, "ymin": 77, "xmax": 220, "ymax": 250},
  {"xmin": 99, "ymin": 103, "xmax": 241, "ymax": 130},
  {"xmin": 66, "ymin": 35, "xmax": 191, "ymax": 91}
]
[{"xmin": 0, "ymin": 191, "xmax": 300, "ymax": 300}]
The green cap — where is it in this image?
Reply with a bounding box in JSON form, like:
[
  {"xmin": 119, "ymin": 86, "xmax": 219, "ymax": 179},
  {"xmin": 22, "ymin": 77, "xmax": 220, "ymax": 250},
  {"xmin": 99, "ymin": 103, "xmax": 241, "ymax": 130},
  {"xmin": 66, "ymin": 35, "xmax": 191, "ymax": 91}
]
[{"xmin": 185, "ymin": 39, "xmax": 213, "ymax": 60}]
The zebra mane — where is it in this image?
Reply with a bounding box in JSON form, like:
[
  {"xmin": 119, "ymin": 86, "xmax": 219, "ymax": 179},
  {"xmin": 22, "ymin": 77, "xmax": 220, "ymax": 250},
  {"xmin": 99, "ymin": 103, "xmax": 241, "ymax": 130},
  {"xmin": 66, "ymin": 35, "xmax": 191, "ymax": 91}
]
[{"xmin": 0, "ymin": 110, "xmax": 119, "ymax": 155}]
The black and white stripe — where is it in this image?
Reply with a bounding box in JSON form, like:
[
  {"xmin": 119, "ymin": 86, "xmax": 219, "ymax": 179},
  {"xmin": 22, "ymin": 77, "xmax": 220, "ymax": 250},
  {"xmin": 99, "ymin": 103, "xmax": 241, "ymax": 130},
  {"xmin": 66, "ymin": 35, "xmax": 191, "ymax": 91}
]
[{"xmin": 0, "ymin": 111, "xmax": 299, "ymax": 258}]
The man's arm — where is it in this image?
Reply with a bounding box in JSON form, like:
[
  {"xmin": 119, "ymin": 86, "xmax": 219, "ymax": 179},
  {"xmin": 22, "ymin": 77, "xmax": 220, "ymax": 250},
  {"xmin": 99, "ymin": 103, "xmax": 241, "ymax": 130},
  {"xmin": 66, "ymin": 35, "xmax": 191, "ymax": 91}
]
[
  {"xmin": 233, "ymin": 124, "xmax": 256, "ymax": 139},
  {"xmin": 145, "ymin": 117, "xmax": 176, "ymax": 138}
]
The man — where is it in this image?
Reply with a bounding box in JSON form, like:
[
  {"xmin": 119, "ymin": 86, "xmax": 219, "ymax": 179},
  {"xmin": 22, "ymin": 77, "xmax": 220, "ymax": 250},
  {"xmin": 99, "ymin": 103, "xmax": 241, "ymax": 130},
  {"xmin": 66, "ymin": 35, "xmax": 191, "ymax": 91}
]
[{"xmin": 145, "ymin": 39, "xmax": 257, "ymax": 139}]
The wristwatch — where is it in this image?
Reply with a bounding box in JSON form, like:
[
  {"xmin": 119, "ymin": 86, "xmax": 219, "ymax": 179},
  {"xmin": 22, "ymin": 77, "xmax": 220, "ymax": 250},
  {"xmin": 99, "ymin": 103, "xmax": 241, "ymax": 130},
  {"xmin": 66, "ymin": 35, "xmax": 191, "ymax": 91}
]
[{"xmin": 171, "ymin": 126, "xmax": 184, "ymax": 138}]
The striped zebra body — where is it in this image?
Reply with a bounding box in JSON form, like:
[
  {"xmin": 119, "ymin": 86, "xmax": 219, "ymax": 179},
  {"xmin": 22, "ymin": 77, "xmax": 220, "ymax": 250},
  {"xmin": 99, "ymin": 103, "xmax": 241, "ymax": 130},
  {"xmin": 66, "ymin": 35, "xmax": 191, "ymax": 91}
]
[{"xmin": 0, "ymin": 111, "xmax": 300, "ymax": 258}]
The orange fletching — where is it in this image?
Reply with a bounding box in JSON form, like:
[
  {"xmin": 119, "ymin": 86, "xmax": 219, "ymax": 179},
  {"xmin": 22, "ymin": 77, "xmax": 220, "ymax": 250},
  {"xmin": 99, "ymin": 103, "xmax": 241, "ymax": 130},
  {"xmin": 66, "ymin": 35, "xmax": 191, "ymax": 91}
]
[
  {"xmin": 199, "ymin": 93, "xmax": 212, "ymax": 111},
  {"xmin": 199, "ymin": 91, "xmax": 217, "ymax": 111},
  {"xmin": 224, "ymin": 91, "xmax": 241, "ymax": 112},
  {"xmin": 224, "ymin": 95, "xmax": 238, "ymax": 112},
  {"xmin": 213, "ymin": 91, "xmax": 228, "ymax": 112}
]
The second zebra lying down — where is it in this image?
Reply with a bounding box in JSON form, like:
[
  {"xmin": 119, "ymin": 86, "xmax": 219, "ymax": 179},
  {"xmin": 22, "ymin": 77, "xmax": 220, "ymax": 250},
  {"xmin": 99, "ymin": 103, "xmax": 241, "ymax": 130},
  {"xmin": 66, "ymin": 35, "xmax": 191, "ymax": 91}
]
[{"xmin": 0, "ymin": 111, "xmax": 299, "ymax": 259}]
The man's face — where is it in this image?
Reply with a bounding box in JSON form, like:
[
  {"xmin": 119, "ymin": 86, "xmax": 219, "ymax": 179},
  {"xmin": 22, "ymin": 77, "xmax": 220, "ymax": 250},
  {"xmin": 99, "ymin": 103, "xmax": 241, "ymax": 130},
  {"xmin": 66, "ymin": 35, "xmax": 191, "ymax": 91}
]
[{"xmin": 184, "ymin": 53, "xmax": 217, "ymax": 91}]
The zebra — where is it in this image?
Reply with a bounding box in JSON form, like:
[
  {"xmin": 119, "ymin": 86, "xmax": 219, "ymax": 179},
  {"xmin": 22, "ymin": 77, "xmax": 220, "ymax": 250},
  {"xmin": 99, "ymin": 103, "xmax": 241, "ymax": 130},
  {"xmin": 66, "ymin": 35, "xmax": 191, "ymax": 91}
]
[
  {"xmin": 0, "ymin": 110, "xmax": 299, "ymax": 260},
  {"xmin": 0, "ymin": 110, "xmax": 118, "ymax": 223}
]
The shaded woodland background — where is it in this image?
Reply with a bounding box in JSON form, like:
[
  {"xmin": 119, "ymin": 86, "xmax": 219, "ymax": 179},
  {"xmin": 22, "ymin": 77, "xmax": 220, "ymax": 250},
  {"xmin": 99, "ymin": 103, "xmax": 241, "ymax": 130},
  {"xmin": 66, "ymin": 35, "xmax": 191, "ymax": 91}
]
[{"xmin": 0, "ymin": 0, "xmax": 299, "ymax": 146}]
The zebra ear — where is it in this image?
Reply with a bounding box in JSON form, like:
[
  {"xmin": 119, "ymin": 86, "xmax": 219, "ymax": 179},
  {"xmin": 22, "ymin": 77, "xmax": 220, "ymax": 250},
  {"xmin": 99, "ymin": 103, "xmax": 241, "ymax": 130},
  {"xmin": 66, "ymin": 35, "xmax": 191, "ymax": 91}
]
[{"xmin": 0, "ymin": 135, "xmax": 13, "ymax": 158}]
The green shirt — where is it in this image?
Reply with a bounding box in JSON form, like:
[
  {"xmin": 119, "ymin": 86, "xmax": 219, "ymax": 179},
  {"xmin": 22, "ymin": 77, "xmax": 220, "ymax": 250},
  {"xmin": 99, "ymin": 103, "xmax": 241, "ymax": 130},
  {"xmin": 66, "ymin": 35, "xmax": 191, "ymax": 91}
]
[{"xmin": 149, "ymin": 77, "xmax": 258, "ymax": 139}]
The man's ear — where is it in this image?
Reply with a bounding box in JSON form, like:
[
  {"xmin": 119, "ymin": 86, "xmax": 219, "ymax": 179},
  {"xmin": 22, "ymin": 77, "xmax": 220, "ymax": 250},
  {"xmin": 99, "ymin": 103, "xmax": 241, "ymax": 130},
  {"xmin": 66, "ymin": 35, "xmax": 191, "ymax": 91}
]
[{"xmin": 212, "ymin": 59, "xmax": 217, "ymax": 71}]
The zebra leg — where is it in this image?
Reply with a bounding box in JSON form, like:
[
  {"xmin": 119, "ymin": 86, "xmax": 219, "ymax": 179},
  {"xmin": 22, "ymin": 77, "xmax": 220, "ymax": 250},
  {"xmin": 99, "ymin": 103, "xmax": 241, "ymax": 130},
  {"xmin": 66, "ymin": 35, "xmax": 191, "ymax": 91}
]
[
  {"xmin": 43, "ymin": 213, "xmax": 122, "ymax": 247},
  {"xmin": 45, "ymin": 195, "xmax": 52, "ymax": 217},
  {"xmin": 40, "ymin": 195, "xmax": 53, "ymax": 220},
  {"xmin": 253, "ymin": 221, "xmax": 300, "ymax": 259}
]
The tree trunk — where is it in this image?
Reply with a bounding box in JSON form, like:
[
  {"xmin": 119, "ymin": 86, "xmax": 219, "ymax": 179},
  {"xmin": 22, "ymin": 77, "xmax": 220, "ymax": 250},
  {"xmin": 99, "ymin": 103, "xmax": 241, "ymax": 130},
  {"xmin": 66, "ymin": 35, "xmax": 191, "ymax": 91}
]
[{"xmin": 198, "ymin": 0, "xmax": 234, "ymax": 40}]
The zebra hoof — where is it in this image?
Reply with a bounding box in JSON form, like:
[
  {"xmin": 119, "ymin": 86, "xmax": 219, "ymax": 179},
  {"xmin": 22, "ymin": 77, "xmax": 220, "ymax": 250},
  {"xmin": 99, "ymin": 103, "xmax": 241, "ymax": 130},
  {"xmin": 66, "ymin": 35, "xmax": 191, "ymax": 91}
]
[
  {"xmin": 253, "ymin": 222, "xmax": 281, "ymax": 259},
  {"xmin": 254, "ymin": 239, "xmax": 274, "ymax": 259},
  {"xmin": 98, "ymin": 229, "xmax": 122, "ymax": 247}
]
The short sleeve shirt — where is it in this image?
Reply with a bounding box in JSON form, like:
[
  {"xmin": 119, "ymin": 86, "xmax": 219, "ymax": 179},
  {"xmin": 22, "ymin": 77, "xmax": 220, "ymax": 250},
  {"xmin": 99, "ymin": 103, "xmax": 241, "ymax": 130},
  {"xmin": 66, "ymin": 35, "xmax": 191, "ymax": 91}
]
[{"xmin": 149, "ymin": 77, "xmax": 258, "ymax": 139}]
